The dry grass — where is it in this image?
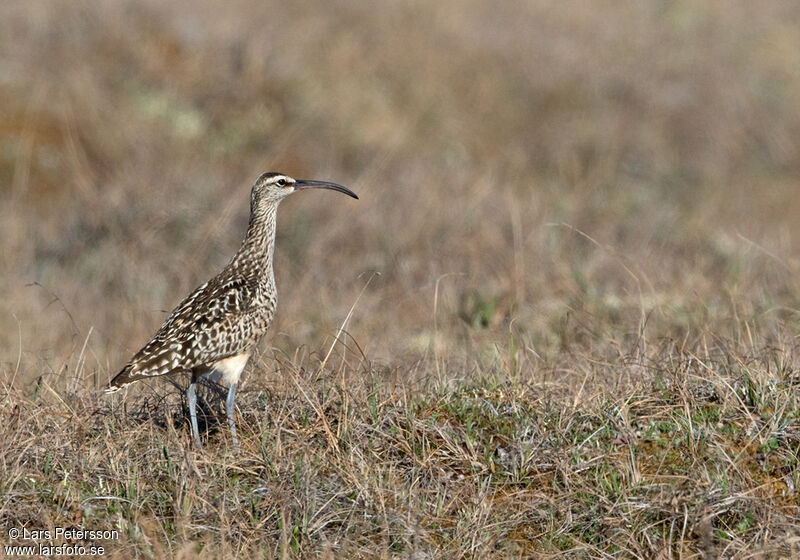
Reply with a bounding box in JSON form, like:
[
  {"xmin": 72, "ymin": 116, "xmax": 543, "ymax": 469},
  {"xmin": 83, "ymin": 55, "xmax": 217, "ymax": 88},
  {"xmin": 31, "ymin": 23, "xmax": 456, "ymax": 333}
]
[{"xmin": 1, "ymin": 0, "xmax": 799, "ymax": 557}]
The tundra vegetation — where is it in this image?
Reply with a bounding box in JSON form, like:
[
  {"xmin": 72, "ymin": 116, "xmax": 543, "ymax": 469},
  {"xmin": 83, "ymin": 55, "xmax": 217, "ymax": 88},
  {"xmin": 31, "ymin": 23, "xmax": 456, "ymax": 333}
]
[{"xmin": 1, "ymin": 1, "xmax": 798, "ymax": 558}]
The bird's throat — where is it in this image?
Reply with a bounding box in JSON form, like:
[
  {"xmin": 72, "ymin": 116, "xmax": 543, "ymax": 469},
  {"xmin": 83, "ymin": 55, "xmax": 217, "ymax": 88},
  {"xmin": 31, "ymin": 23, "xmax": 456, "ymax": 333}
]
[{"xmin": 232, "ymin": 202, "xmax": 278, "ymax": 285}]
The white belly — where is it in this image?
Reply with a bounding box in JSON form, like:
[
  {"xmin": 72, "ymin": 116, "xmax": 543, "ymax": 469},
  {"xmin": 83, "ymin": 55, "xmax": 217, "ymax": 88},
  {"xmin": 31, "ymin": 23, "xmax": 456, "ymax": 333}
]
[{"xmin": 208, "ymin": 353, "xmax": 250, "ymax": 386}]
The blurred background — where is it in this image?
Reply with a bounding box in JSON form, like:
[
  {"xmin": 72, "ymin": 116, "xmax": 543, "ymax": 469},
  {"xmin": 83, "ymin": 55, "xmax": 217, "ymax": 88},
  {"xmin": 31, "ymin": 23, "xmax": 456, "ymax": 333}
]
[{"xmin": 1, "ymin": 0, "xmax": 799, "ymax": 387}]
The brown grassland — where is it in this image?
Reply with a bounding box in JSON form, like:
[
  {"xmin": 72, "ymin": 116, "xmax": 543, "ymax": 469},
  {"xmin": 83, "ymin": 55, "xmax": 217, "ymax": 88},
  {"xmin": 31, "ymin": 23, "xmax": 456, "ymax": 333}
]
[{"xmin": 1, "ymin": 1, "xmax": 800, "ymax": 558}]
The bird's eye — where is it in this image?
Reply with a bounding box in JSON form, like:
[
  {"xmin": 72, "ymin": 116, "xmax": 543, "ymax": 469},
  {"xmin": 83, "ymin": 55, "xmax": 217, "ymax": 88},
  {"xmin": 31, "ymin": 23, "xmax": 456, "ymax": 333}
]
[{"xmin": 277, "ymin": 178, "xmax": 287, "ymax": 186}]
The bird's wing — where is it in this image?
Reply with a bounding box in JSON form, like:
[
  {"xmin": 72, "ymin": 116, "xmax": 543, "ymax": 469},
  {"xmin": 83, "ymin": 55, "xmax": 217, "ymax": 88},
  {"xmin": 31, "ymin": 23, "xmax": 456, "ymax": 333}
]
[{"xmin": 106, "ymin": 275, "xmax": 257, "ymax": 391}]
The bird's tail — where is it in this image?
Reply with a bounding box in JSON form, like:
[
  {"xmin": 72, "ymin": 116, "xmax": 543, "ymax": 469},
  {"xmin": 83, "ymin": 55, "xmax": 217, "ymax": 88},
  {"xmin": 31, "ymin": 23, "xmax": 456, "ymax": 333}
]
[{"xmin": 104, "ymin": 364, "xmax": 134, "ymax": 394}]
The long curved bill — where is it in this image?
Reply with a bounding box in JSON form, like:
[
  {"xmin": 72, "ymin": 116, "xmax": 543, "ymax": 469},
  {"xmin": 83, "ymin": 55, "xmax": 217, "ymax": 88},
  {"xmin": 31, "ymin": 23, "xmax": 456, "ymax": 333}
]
[{"xmin": 294, "ymin": 179, "xmax": 358, "ymax": 199}]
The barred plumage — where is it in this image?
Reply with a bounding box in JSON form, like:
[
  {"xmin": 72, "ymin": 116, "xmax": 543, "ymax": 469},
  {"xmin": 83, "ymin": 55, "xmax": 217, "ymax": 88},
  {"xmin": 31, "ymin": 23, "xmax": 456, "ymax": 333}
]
[{"xmin": 106, "ymin": 172, "xmax": 358, "ymax": 448}]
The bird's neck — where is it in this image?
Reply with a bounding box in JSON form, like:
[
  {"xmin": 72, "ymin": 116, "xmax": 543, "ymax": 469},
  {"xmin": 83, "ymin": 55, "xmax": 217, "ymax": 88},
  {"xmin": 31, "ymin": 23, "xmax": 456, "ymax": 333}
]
[{"xmin": 232, "ymin": 202, "xmax": 279, "ymax": 285}]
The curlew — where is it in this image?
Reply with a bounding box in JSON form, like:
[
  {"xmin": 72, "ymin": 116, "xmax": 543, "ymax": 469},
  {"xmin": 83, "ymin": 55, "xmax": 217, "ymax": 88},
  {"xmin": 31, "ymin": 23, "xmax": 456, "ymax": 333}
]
[{"xmin": 106, "ymin": 172, "xmax": 358, "ymax": 448}]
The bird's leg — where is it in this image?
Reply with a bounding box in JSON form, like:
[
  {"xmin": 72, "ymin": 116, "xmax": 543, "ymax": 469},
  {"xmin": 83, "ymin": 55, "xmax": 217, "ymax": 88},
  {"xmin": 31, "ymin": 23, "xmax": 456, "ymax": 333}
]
[
  {"xmin": 226, "ymin": 382, "xmax": 239, "ymax": 448},
  {"xmin": 186, "ymin": 379, "xmax": 203, "ymax": 449}
]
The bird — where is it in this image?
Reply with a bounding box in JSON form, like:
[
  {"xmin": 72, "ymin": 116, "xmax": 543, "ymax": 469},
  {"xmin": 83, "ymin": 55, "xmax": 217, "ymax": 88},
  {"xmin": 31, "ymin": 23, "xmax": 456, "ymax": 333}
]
[{"xmin": 105, "ymin": 172, "xmax": 358, "ymax": 449}]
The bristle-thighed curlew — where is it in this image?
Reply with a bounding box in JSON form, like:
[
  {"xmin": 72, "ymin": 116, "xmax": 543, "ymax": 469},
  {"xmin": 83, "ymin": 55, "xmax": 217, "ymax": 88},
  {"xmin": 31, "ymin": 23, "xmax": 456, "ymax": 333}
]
[{"xmin": 106, "ymin": 172, "xmax": 358, "ymax": 448}]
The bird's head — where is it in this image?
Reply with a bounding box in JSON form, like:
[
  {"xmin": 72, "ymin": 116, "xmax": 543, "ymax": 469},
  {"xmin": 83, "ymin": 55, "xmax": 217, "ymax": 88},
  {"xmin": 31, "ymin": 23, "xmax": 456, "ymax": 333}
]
[{"xmin": 251, "ymin": 172, "xmax": 358, "ymax": 209}]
